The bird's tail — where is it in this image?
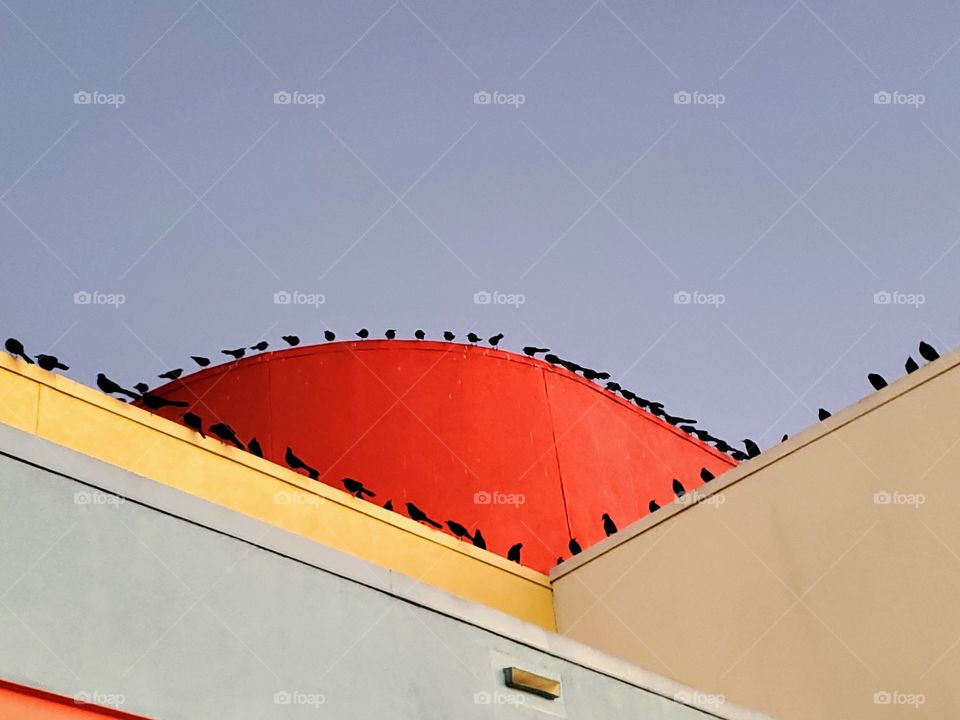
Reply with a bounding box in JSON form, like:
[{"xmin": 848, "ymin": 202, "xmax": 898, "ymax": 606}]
[
  {"xmin": 361, "ymin": 487, "xmax": 376, "ymax": 497},
  {"xmin": 427, "ymin": 518, "xmax": 442, "ymax": 528}
]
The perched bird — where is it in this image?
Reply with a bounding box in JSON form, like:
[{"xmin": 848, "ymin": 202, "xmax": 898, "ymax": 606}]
[
  {"xmin": 221, "ymin": 347, "xmax": 245, "ymax": 360},
  {"xmin": 443, "ymin": 331, "xmax": 455, "ymax": 341},
  {"xmin": 905, "ymin": 356, "xmax": 919, "ymax": 374},
  {"xmin": 507, "ymin": 543, "xmax": 522, "ymax": 563},
  {"xmin": 559, "ymin": 359, "xmax": 582, "ymax": 373},
  {"xmin": 383, "ymin": 500, "xmax": 393, "ymax": 511},
  {"xmin": 414, "ymin": 329, "xmax": 426, "ymax": 340},
  {"xmin": 594, "ymin": 371, "xmax": 611, "ymax": 381},
  {"xmin": 385, "ymin": 329, "xmax": 396, "ymax": 339},
  {"xmin": 250, "ymin": 341, "xmax": 269, "ymax": 352},
  {"xmin": 649, "ymin": 500, "xmax": 660, "ymax": 512},
  {"xmin": 356, "ymin": 328, "xmax": 369, "ymax": 339},
  {"xmin": 210, "ymin": 422, "xmax": 244, "ymax": 450},
  {"xmin": 919, "ymin": 341, "xmax": 940, "ymax": 362},
  {"xmin": 620, "ymin": 389, "xmax": 637, "ymax": 401},
  {"xmin": 472, "ymin": 529, "xmax": 487, "ymax": 549},
  {"xmin": 868, "ymin": 373, "xmax": 888, "ymax": 390},
  {"xmin": 36, "ymin": 354, "xmax": 68, "ymax": 371},
  {"xmin": 700, "ymin": 468, "xmax": 715, "ymax": 483},
  {"xmin": 818, "ymin": 408, "xmax": 832, "ymax": 421},
  {"xmin": 140, "ymin": 392, "xmax": 189, "ymax": 410},
  {"xmin": 406, "ymin": 502, "xmax": 442, "ymax": 528},
  {"xmin": 523, "ymin": 347, "xmax": 550, "ymax": 357},
  {"xmin": 781, "ymin": 434, "xmax": 789, "ymax": 442},
  {"xmin": 342, "ymin": 477, "xmax": 375, "ymax": 498},
  {"xmin": 582, "ymin": 368, "xmax": 600, "ymax": 380},
  {"xmin": 488, "ymin": 333, "xmax": 504, "ymax": 348},
  {"xmin": 543, "ymin": 354, "xmax": 561, "ymax": 365},
  {"xmin": 602, "ymin": 513, "xmax": 617, "ymax": 536},
  {"xmin": 663, "ymin": 414, "xmax": 697, "ymax": 425},
  {"xmin": 446, "ymin": 520, "xmax": 471, "ymax": 540},
  {"xmin": 730, "ymin": 450, "xmax": 748, "ymax": 461},
  {"xmin": 324, "ymin": 330, "xmax": 335, "ymax": 342},
  {"xmin": 281, "ymin": 335, "xmax": 300, "ymax": 347},
  {"xmin": 158, "ymin": 369, "xmax": 183, "ymax": 380},
  {"xmin": 247, "ymin": 437, "xmax": 263, "ymax": 457},
  {"xmin": 284, "ymin": 447, "xmax": 317, "ymax": 479},
  {"xmin": 672, "ymin": 478, "xmax": 686, "ymax": 497},
  {"xmin": 190, "ymin": 355, "xmax": 211, "ymax": 367},
  {"xmin": 714, "ymin": 439, "xmax": 733, "ymax": 453},
  {"xmin": 605, "ymin": 381, "xmax": 622, "ymax": 392},
  {"xmin": 743, "ymin": 439, "xmax": 761, "ymax": 458},
  {"xmin": 556, "ymin": 557, "xmax": 564, "ymax": 564},
  {"xmin": 568, "ymin": 538, "xmax": 582, "ymax": 555},
  {"xmin": 182, "ymin": 412, "xmax": 204, "ymax": 438},
  {"xmin": 466, "ymin": 332, "xmax": 481, "ymax": 344},
  {"xmin": 96, "ymin": 373, "xmax": 138, "ymax": 400},
  {"xmin": 134, "ymin": 382, "xmax": 150, "ymax": 394},
  {"xmin": 4, "ymin": 338, "xmax": 33, "ymax": 364}
]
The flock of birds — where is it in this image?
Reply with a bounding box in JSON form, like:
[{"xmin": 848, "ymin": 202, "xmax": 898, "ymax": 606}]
[{"xmin": 1, "ymin": 331, "xmax": 948, "ymax": 567}]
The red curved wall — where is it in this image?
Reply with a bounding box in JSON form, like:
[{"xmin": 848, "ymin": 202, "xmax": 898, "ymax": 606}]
[{"xmin": 145, "ymin": 341, "xmax": 736, "ymax": 573}]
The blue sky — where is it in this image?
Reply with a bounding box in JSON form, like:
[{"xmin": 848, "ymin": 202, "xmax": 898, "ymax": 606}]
[{"xmin": 3, "ymin": 0, "xmax": 960, "ymax": 450}]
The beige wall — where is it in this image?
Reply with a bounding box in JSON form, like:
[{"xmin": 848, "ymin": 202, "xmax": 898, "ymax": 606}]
[{"xmin": 552, "ymin": 350, "xmax": 960, "ymax": 719}]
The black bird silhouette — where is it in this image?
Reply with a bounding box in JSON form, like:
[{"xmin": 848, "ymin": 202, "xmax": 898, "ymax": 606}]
[
  {"xmin": 523, "ymin": 346, "xmax": 550, "ymax": 357},
  {"xmin": 663, "ymin": 414, "xmax": 697, "ymax": 425},
  {"xmin": 4, "ymin": 338, "xmax": 33, "ymax": 364},
  {"xmin": 36, "ymin": 354, "xmax": 68, "ymax": 371},
  {"xmin": 714, "ymin": 439, "xmax": 733, "ymax": 453},
  {"xmin": 605, "ymin": 381, "xmax": 622, "ymax": 392},
  {"xmin": 781, "ymin": 434, "xmax": 789, "ymax": 442},
  {"xmin": 593, "ymin": 371, "xmax": 611, "ymax": 381},
  {"xmin": 678, "ymin": 425, "xmax": 697, "ymax": 434},
  {"xmin": 700, "ymin": 468, "xmax": 715, "ymax": 483},
  {"xmin": 140, "ymin": 392, "xmax": 189, "ymax": 411},
  {"xmin": 672, "ymin": 479, "xmax": 686, "ymax": 497},
  {"xmin": 818, "ymin": 408, "xmax": 832, "ymax": 421},
  {"xmin": 620, "ymin": 389, "xmax": 637, "ymax": 401},
  {"xmin": 472, "ymin": 529, "xmax": 487, "ymax": 549},
  {"xmin": 488, "ymin": 333, "xmax": 504, "ymax": 348},
  {"xmin": 730, "ymin": 450, "xmax": 748, "ymax": 461},
  {"xmin": 210, "ymin": 422, "xmax": 244, "ymax": 450},
  {"xmin": 96, "ymin": 373, "xmax": 138, "ymax": 399},
  {"xmin": 284, "ymin": 447, "xmax": 317, "ymax": 479},
  {"xmin": 414, "ymin": 329, "xmax": 426, "ymax": 340},
  {"xmin": 324, "ymin": 330, "xmax": 335, "ymax": 342},
  {"xmin": 383, "ymin": 500, "xmax": 393, "ymax": 511},
  {"xmin": 443, "ymin": 331, "xmax": 455, "ymax": 341},
  {"xmin": 182, "ymin": 412, "xmax": 204, "ymax": 438},
  {"xmin": 649, "ymin": 500, "xmax": 660, "ymax": 512},
  {"xmin": 158, "ymin": 369, "xmax": 183, "ymax": 380},
  {"xmin": 556, "ymin": 556, "xmax": 564, "ymax": 564},
  {"xmin": 385, "ymin": 329, "xmax": 396, "ymax": 339},
  {"xmin": 222, "ymin": 347, "xmax": 246, "ymax": 360},
  {"xmin": 250, "ymin": 341, "xmax": 268, "ymax": 352},
  {"xmin": 868, "ymin": 373, "xmax": 888, "ymax": 390},
  {"xmin": 560, "ymin": 360, "xmax": 582, "ymax": 373},
  {"xmin": 905, "ymin": 356, "xmax": 919, "ymax": 374},
  {"xmin": 743, "ymin": 439, "xmax": 761, "ymax": 458},
  {"xmin": 446, "ymin": 520, "xmax": 471, "ymax": 540},
  {"xmin": 134, "ymin": 382, "xmax": 150, "ymax": 394},
  {"xmin": 543, "ymin": 354, "xmax": 561, "ymax": 365},
  {"xmin": 507, "ymin": 543, "xmax": 522, "ymax": 563},
  {"xmin": 602, "ymin": 513, "xmax": 618, "ymax": 536},
  {"xmin": 190, "ymin": 355, "xmax": 211, "ymax": 367},
  {"xmin": 466, "ymin": 332, "xmax": 481, "ymax": 344},
  {"xmin": 406, "ymin": 502, "xmax": 442, "ymax": 528},
  {"xmin": 919, "ymin": 341, "xmax": 940, "ymax": 362},
  {"xmin": 568, "ymin": 538, "xmax": 582, "ymax": 555},
  {"xmin": 281, "ymin": 335, "xmax": 300, "ymax": 346},
  {"xmin": 247, "ymin": 437, "xmax": 263, "ymax": 457},
  {"xmin": 343, "ymin": 477, "xmax": 375, "ymax": 498},
  {"xmin": 356, "ymin": 328, "xmax": 369, "ymax": 339}
]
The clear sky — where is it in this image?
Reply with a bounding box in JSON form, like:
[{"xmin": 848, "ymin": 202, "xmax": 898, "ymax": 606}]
[{"xmin": 3, "ymin": 0, "xmax": 959, "ymax": 451}]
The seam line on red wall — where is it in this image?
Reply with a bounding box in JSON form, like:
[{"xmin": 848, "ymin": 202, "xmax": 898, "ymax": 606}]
[{"xmin": 540, "ymin": 367, "xmax": 573, "ymax": 539}]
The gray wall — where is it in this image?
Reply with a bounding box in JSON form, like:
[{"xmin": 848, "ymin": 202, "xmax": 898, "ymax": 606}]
[{"xmin": 0, "ymin": 428, "xmax": 762, "ymax": 720}]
